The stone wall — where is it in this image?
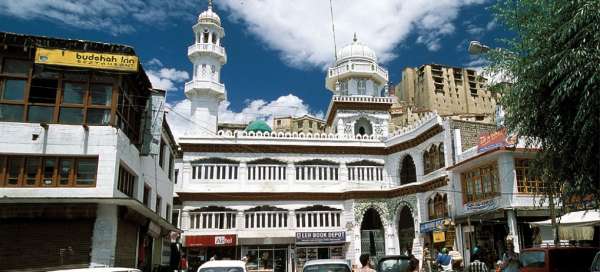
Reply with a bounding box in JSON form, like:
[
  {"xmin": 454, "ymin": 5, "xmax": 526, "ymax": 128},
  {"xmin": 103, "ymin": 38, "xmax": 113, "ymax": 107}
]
[{"xmin": 450, "ymin": 119, "xmax": 497, "ymax": 150}]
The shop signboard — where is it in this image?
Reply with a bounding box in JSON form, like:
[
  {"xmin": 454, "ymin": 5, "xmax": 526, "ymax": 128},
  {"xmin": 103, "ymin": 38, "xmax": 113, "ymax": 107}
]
[
  {"xmin": 433, "ymin": 231, "xmax": 446, "ymax": 243},
  {"xmin": 477, "ymin": 128, "xmax": 507, "ymax": 153},
  {"xmin": 419, "ymin": 218, "xmax": 445, "ymax": 233},
  {"xmin": 296, "ymin": 231, "xmax": 346, "ymax": 245},
  {"xmin": 185, "ymin": 234, "xmax": 236, "ymax": 247},
  {"xmin": 34, "ymin": 47, "xmax": 139, "ymax": 72},
  {"xmin": 464, "ymin": 198, "xmax": 497, "ymax": 213}
]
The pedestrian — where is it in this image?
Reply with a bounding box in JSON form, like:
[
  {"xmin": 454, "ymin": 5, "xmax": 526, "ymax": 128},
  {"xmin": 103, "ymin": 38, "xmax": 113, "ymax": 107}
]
[
  {"xmin": 408, "ymin": 255, "xmax": 419, "ymax": 272},
  {"xmin": 359, "ymin": 254, "xmax": 376, "ymax": 272},
  {"xmin": 499, "ymin": 236, "xmax": 520, "ymax": 272},
  {"xmin": 466, "ymin": 247, "xmax": 488, "ymax": 272},
  {"xmin": 179, "ymin": 254, "xmax": 188, "ymax": 272},
  {"xmin": 435, "ymin": 247, "xmax": 452, "ymax": 271}
]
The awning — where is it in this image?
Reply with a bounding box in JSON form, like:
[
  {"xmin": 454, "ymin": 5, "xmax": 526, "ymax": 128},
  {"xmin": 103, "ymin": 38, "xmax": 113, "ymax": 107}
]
[
  {"xmin": 530, "ymin": 210, "xmax": 600, "ymax": 227},
  {"xmin": 530, "ymin": 210, "xmax": 600, "ymax": 241}
]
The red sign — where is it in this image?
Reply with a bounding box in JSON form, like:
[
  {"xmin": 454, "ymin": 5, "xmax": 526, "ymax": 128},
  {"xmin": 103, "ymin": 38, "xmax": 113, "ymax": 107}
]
[
  {"xmin": 185, "ymin": 235, "xmax": 236, "ymax": 247},
  {"xmin": 478, "ymin": 128, "xmax": 507, "ymax": 153}
]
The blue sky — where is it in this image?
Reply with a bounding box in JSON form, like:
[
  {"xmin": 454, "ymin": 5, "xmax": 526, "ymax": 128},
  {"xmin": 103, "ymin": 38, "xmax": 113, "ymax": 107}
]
[{"xmin": 0, "ymin": 0, "xmax": 510, "ymax": 135}]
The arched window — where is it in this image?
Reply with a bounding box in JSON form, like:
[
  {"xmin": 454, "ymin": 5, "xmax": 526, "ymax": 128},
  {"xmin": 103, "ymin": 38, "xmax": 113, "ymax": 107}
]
[
  {"xmin": 438, "ymin": 143, "xmax": 445, "ymax": 168},
  {"xmin": 399, "ymin": 155, "xmax": 416, "ymax": 185},
  {"xmin": 423, "ymin": 150, "xmax": 431, "ymax": 174},
  {"xmin": 354, "ymin": 117, "xmax": 373, "ymax": 136},
  {"xmin": 428, "ymin": 194, "xmax": 448, "ymax": 220}
]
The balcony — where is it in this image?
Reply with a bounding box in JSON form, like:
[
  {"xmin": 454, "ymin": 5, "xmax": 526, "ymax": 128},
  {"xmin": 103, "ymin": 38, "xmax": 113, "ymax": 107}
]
[
  {"xmin": 326, "ymin": 62, "xmax": 388, "ymax": 90},
  {"xmin": 331, "ymin": 95, "xmax": 394, "ymax": 104},
  {"xmin": 184, "ymin": 79, "xmax": 226, "ymax": 99},
  {"xmin": 188, "ymin": 43, "xmax": 227, "ymax": 63}
]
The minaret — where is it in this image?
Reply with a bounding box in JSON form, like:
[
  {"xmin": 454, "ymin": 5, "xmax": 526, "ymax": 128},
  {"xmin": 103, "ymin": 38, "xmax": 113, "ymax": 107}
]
[
  {"xmin": 324, "ymin": 34, "xmax": 393, "ymax": 138},
  {"xmin": 185, "ymin": 0, "xmax": 227, "ymax": 135}
]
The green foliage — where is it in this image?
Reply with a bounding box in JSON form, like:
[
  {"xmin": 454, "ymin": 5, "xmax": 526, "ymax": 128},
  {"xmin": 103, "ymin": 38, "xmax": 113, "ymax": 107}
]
[{"xmin": 489, "ymin": 0, "xmax": 600, "ymax": 206}]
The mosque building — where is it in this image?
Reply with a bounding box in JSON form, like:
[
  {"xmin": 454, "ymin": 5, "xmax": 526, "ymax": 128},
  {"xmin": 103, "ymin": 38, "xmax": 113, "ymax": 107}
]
[{"xmin": 172, "ymin": 3, "xmax": 549, "ymax": 272}]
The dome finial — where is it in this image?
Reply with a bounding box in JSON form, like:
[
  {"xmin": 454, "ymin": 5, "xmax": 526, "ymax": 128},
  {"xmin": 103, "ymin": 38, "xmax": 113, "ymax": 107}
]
[
  {"xmin": 208, "ymin": 0, "xmax": 213, "ymax": 10},
  {"xmin": 353, "ymin": 32, "xmax": 358, "ymax": 42}
]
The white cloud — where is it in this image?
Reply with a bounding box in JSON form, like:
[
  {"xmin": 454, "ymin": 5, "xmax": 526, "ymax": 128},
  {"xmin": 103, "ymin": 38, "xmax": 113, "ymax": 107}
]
[
  {"xmin": 486, "ymin": 18, "xmax": 497, "ymax": 31},
  {"xmin": 165, "ymin": 94, "xmax": 323, "ymax": 140},
  {"xmin": 218, "ymin": 0, "xmax": 487, "ymax": 68},
  {"xmin": 0, "ymin": 0, "xmax": 197, "ymax": 35},
  {"xmin": 144, "ymin": 59, "xmax": 189, "ymax": 92}
]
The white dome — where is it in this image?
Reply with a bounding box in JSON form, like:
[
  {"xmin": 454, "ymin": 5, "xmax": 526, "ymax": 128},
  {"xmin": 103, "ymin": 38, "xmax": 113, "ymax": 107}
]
[
  {"xmin": 198, "ymin": 6, "xmax": 221, "ymax": 26},
  {"xmin": 336, "ymin": 34, "xmax": 377, "ymax": 64}
]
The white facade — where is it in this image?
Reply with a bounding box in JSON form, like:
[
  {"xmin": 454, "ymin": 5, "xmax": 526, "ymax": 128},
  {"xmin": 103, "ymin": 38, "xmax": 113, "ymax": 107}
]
[
  {"xmin": 0, "ymin": 121, "xmax": 177, "ymax": 267},
  {"xmin": 185, "ymin": 1, "xmax": 227, "ymax": 136},
  {"xmin": 172, "ymin": 5, "xmax": 548, "ymax": 272}
]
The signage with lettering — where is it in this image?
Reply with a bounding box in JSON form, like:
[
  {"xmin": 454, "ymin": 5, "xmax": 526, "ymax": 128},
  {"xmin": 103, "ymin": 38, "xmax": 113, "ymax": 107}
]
[
  {"xmin": 464, "ymin": 198, "xmax": 497, "ymax": 213},
  {"xmin": 295, "ymin": 231, "xmax": 346, "ymax": 245},
  {"xmin": 185, "ymin": 235, "xmax": 236, "ymax": 247},
  {"xmin": 419, "ymin": 218, "xmax": 445, "ymax": 233},
  {"xmin": 478, "ymin": 128, "xmax": 507, "ymax": 153},
  {"xmin": 35, "ymin": 47, "xmax": 139, "ymax": 72},
  {"xmin": 433, "ymin": 231, "xmax": 446, "ymax": 243}
]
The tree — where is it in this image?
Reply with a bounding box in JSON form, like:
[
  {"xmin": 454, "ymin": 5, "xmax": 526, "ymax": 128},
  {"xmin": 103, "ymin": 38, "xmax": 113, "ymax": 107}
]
[{"xmin": 488, "ymin": 0, "xmax": 600, "ymax": 207}]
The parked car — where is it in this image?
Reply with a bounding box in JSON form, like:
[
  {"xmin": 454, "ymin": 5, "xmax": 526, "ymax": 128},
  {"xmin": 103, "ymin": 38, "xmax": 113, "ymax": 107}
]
[
  {"xmin": 50, "ymin": 268, "xmax": 141, "ymax": 272},
  {"xmin": 196, "ymin": 260, "xmax": 247, "ymax": 272},
  {"xmin": 376, "ymin": 255, "xmax": 411, "ymax": 272},
  {"xmin": 591, "ymin": 251, "xmax": 600, "ymax": 272},
  {"xmin": 303, "ymin": 259, "xmax": 351, "ymax": 272},
  {"xmin": 519, "ymin": 246, "xmax": 598, "ymax": 272}
]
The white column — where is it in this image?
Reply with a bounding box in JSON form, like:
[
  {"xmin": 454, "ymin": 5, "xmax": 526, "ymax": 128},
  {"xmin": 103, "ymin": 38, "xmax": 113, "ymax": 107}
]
[
  {"xmin": 90, "ymin": 204, "xmax": 119, "ymax": 267},
  {"xmin": 506, "ymin": 209, "xmax": 520, "ymax": 253}
]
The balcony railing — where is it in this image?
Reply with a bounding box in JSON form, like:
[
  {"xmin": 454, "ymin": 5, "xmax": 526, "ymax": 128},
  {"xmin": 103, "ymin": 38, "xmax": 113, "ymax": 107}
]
[
  {"xmin": 245, "ymin": 211, "xmax": 289, "ymax": 229},
  {"xmin": 348, "ymin": 166, "xmax": 384, "ymax": 182},
  {"xmin": 184, "ymin": 80, "xmax": 225, "ymax": 95},
  {"xmin": 331, "ymin": 95, "xmax": 394, "ymax": 104},
  {"xmin": 328, "ymin": 62, "xmax": 388, "ymax": 81},
  {"xmin": 189, "ymin": 211, "xmax": 237, "ymax": 230},
  {"xmin": 192, "ymin": 164, "xmax": 239, "ymax": 181},
  {"xmin": 295, "ymin": 211, "xmax": 341, "ymax": 228},
  {"xmin": 248, "ymin": 165, "xmax": 287, "ymax": 181},
  {"xmin": 295, "ymin": 165, "xmax": 339, "ymax": 181},
  {"xmin": 188, "ymin": 43, "xmax": 226, "ymax": 61}
]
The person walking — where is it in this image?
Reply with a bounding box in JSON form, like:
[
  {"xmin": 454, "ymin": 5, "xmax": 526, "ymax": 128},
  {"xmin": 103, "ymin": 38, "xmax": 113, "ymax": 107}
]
[
  {"xmin": 499, "ymin": 237, "xmax": 520, "ymax": 272},
  {"xmin": 435, "ymin": 248, "xmax": 453, "ymax": 271},
  {"xmin": 359, "ymin": 254, "xmax": 376, "ymax": 272},
  {"xmin": 466, "ymin": 247, "xmax": 488, "ymax": 272}
]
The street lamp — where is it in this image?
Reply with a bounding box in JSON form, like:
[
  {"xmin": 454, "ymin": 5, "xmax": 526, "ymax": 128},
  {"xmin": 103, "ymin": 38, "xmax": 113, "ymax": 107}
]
[{"xmin": 468, "ymin": 40, "xmax": 490, "ymax": 55}]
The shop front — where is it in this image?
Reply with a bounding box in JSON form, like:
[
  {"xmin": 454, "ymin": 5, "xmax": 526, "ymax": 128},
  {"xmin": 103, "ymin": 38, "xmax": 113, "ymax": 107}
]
[
  {"xmin": 185, "ymin": 234, "xmax": 238, "ymax": 271},
  {"xmin": 295, "ymin": 231, "xmax": 347, "ymax": 272},
  {"xmin": 420, "ymin": 218, "xmax": 456, "ymax": 253},
  {"xmin": 240, "ymin": 237, "xmax": 295, "ymax": 272}
]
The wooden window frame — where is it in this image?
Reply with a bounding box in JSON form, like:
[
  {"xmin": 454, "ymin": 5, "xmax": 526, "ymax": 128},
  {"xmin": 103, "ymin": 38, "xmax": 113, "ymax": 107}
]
[
  {"xmin": 0, "ymin": 155, "xmax": 97, "ymax": 188},
  {"xmin": 515, "ymin": 158, "xmax": 544, "ymax": 194},
  {"xmin": 118, "ymin": 164, "xmax": 136, "ymax": 197},
  {"xmin": 1, "ymin": 58, "xmax": 117, "ymax": 126},
  {"xmin": 461, "ymin": 162, "xmax": 500, "ymax": 204}
]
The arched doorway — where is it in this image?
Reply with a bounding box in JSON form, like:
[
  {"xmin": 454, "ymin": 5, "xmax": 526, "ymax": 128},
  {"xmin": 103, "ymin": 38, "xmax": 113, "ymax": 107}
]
[
  {"xmin": 399, "ymin": 155, "xmax": 416, "ymax": 185},
  {"xmin": 360, "ymin": 208, "xmax": 386, "ymax": 263},
  {"xmin": 397, "ymin": 206, "xmax": 415, "ymax": 255},
  {"xmin": 354, "ymin": 117, "xmax": 373, "ymax": 136}
]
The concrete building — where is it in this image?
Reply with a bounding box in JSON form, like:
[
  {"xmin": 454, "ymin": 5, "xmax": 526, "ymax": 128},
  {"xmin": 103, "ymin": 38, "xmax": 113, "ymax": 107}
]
[
  {"xmin": 273, "ymin": 115, "xmax": 326, "ymax": 134},
  {"xmin": 448, "ymin": 128, "xmax": 549, "ymax": 267},
  {"xmin": 392, "ymin": 64, "xmax": 500, "ymax": 129},
  {"xmin": 169, "ymin": 4, "xmax": 549, "ymax": 272},
  {"xmin": 0, "ymin": 32, "xmax": 178, "ymax": 271}
]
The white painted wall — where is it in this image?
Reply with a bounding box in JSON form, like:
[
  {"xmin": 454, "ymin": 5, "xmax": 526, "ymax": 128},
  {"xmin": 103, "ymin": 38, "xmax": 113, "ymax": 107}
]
[{"xmin": 0, "ymin": 122, "xmax": 175, "ymax": 221}]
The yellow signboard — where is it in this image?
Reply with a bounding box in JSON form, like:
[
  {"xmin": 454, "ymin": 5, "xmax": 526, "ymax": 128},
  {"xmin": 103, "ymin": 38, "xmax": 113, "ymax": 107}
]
[
  {"xmin": 433, "ymin": 231, "xmax": 446, "ymax": 243},
  {"xmin": 35, "ymin": 48, "xmax": 138, "ymax": 72}
]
